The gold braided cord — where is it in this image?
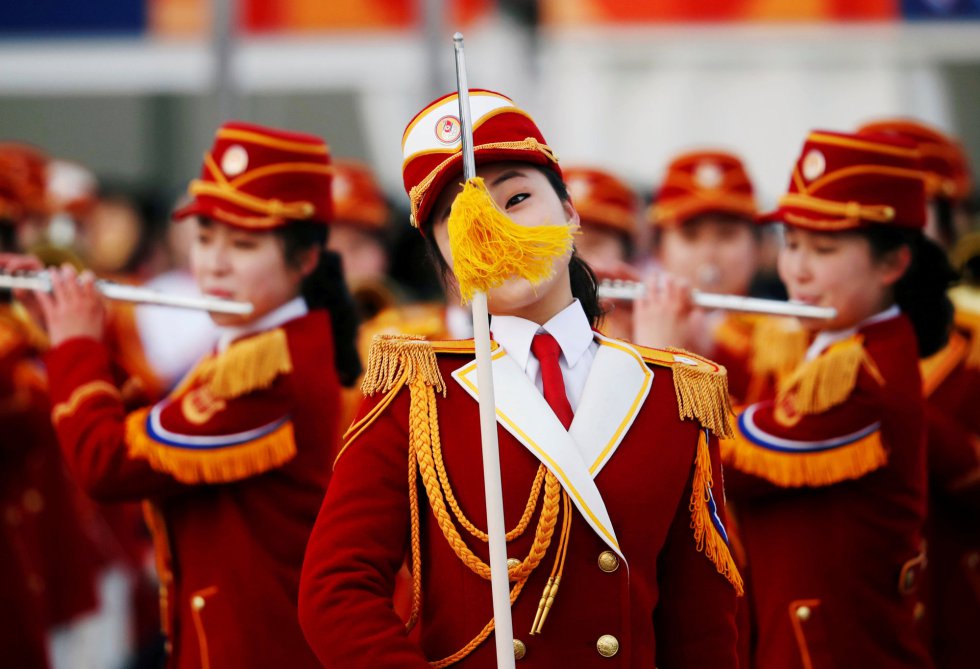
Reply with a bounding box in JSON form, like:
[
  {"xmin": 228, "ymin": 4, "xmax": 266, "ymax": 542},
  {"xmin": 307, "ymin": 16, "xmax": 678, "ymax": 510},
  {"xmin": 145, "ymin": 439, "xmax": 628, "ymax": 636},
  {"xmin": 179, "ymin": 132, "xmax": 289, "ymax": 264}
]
[
  {"xmin": 189, "ymin": 180, "xmax": 315, "ymax": 220},
  {"xmin": 778, "ymin": 192, "xmax": 895, "ymax": 224},
  {"xmin": 530, "ymin": 492, "xmax": 572, "ymax": 635},
  {"xmin": 429, "ymin": 577, "xmax": 530, "ymax": 669},
  {"xmin": 406, "ymin": 443, "xmax": 423, "ymax": 632},
  {"xmin": 413, "ymin": 377, "xmax": 561, "ymax": 582},
  {"xmin": 432, "ymin": 436, "xmax": 546, "ymax": 543}
]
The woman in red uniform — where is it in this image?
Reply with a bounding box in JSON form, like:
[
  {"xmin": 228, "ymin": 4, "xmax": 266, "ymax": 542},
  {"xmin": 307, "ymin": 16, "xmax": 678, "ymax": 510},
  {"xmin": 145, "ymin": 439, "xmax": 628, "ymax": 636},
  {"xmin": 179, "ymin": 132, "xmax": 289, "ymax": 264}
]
[
  {"xmin": 721, "ymin": 130, "xmax": 952, "ymax": 669},
  {"xmin": 16, "ymin": 121, "xmax": 358, "ymax": 669},
  {"xmin": 858, "ymin": 118, "xmax": 980, "ymax": 669},
  {"xmin": 298, "ymin": 90, "xmax": 742, "ymax": 668}
]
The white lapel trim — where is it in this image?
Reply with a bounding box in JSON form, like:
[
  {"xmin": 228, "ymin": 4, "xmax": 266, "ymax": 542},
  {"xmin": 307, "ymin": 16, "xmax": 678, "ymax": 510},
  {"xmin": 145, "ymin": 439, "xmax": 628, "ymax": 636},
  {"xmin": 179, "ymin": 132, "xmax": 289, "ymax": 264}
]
[
  {"xmin": 570, "ymin": 333, "xmax": 653, "ymax": 477},
  {"xmin": 452, "ymin": 349, "xmax": 624, "ymax": 558}
]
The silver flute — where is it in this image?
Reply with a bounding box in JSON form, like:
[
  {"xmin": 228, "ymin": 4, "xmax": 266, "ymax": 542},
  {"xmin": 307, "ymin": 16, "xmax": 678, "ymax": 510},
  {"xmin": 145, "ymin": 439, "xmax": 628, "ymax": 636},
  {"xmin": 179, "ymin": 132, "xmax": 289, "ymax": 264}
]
[
  {"xmin": 597, "ymin": 279, "xmax": 837, "ymax": 320},
  {"xmin": 0, "ymin": 271, "xmax": 254, "ymax": 316}
]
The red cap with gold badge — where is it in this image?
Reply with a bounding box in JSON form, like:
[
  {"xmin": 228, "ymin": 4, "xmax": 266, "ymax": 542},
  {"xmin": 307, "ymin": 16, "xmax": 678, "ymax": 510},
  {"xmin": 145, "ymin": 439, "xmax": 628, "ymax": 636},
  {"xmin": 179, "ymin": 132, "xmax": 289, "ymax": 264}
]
[
  {"xmin": 173, "ymin": 121, "xmax": 332, "ymax": 229},
  {"xmin": 856, "ymin": 118, "xmax": 972, "ymax": 202},
  {"xmin": 760, "ymin": 130, "xmax": 927, "ymax": 231},
  {"xmin": 332, "ymin": 160, "xmax": 389, "ymax": 231},
  {"xmin": 649, "ymin": 150, "xmax": 757, "ymax": 228},
  {"xmin": 401, "ymin": 89, "xmax": 559, "ymax": 230},
  {"xmin": 563, "ymin": 166, "xmax": 638, "ymax": 237},
  {"xmin": 0, "ymin": 143, "xmax": 50, "ymax": 223}
]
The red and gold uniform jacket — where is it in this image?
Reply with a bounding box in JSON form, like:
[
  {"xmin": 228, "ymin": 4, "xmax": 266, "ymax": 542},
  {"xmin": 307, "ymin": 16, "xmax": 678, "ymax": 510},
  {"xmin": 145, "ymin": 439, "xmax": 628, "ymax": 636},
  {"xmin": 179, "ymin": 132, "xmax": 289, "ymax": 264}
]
[
  {"xmin": 711, "ymin": 313, "xmax": 807, "ymax": 408},
  {"xmin": 722, "ymin": 312, "xmax": 933, "ymax": 669},
  {"xmin": 45, "ymin": 309, "xmax": 339, "ymax": 669},
  {"xmin": 299, "ymin": 333, "xmax": 742, "ymax": 668},
  {"xmin": 918, "ymin": 287, "xmax": 980, "ymax": 668},
  {"xmin": 0, "ymin": 304, "xmax": 106, "ymax": 668}
]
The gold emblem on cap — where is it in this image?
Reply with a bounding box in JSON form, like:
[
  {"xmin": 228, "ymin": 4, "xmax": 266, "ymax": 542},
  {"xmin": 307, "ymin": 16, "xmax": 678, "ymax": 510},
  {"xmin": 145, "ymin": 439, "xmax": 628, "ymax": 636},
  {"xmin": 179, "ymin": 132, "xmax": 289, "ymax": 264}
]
[
  {"xmin": 802, "ymin": 149, "xmax": 826, "ymax": 182},
  {"xmin": 435, "ymin": 115, "xmax": 462, "ymax": 145},
  {"xmin": 221, "ymin": 144, "xmax": 249, "ymax": 177},
  {"xmin": 694, "ymin": 162, "xmax": 723, "ymax": 189}
]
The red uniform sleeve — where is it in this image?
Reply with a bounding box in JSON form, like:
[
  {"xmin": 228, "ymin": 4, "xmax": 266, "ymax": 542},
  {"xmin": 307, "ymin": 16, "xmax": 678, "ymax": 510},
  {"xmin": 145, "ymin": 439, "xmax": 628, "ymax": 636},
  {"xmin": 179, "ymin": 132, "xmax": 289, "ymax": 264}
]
[
  {"xmin": 298, "ymin": 390, "xmax": 430, "ymax": 668},
  {"xmin": 45, "ymin": 336, "xmax": 190, "ymax": 502},
  {"xmin": 722, "ymin": 372, "xmax": 888, "ymax": 495},
  {"xmin": 654, "ymin": 432, "xmax": 740, "ymax": 668}
]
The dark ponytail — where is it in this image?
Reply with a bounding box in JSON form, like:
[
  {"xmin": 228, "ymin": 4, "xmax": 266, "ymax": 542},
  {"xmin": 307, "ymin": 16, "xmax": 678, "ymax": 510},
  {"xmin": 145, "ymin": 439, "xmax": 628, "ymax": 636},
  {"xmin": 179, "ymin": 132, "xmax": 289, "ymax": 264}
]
[
  {"xmin": 861, "ymin": 226, "xmax": 955, "ymax": 358},
  {"xmin": 278, "ymin": 221, "xmax": 362, "ymax": 387}
]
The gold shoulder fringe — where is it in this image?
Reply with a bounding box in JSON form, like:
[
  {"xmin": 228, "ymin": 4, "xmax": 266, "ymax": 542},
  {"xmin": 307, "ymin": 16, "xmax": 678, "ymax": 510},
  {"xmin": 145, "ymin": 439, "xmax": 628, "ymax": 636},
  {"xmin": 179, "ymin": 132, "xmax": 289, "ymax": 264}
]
[
  {"xmin": 194, "ymin": 328, "xmax": 292, "ymax": 400},
  {"xmin": 920, "ymin": 332, "xmax": 969, "ymax": 397},
  {"xmin": 750, "ymin": 317, "xmax": 808, "ymax": 382},
  {"xmin": 125, "ymin": 407, "xmax": 297, "ymax": 484},
  {"xmin": 721, "ymin": 427, "xmax": 887, "ymax": 488},
  {"xmin": 338, "ymin": 334, "xmax": 447, "ymax": 462},
  {"xmin": 691, "ymin": 430, "xmax": 744, "ymax": 595},
  {"xmin": 361, "ymin": 334, "xmax": 446, "ymax": 397},
  {"xmin": 665, "ymin": 348, "xmax": 734, "ymax": 439},
  {"xmin": 778, "ymin": 336, "xmax": 883, "ymax": 417}
]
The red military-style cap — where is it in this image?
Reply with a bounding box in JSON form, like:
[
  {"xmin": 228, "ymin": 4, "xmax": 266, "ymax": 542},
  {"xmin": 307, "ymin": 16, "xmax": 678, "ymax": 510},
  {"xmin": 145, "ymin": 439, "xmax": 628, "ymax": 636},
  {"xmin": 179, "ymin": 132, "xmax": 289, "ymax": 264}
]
[
  {"xmin": 401, "ymin": 89, "xmax": 560, "ymax": 230},
  {"xmin": 649, "ymin": 150, "xmax": 758, "ymax": 228},
  {"xmin": 563, "ymin": 166, "xmax": 638, "ymax": 237},
  {"xmin": 173, "ymin": 121, "xmax": 333, "ymax": 229},
  {"xmin": 332, "ymin": 160, "xmax": 389, "ymax": 231},
  {"xmin": 857, "ymin": 118, "xmax": 972, "ymax": 202},
  {"xmin": 760, "ymin": 130, "xmax": 927, "ymax": 231},
  {"xmin": 0, "ymin": 143, "xmax": 50, "ymax": 223}
]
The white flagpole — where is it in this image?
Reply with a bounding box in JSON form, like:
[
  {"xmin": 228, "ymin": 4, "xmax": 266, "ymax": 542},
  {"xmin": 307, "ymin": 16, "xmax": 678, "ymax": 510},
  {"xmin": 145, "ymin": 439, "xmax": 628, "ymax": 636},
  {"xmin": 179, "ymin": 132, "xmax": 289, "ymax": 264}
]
[{"xmin": 452, "ymin": 33, "xmax": 517, "ymax": 669}]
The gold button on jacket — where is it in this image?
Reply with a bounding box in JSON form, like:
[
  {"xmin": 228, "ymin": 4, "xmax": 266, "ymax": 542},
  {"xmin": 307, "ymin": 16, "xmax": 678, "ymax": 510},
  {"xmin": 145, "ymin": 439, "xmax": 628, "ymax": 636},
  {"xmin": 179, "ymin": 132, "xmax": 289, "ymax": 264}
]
[
  {"xmin": 596, "ymin": 634, "xmax": 620, "ymax": 658},
  {"xmin": 598, "ymin": 550, "xmax": 620, "ymax": 573},
  {"xmin": 513, "ymin": 639, "xmax": 526, "ymax": 660},
  {"xmin": 795, "ymin": 605, "xmax": 811, "ymax": 621}
]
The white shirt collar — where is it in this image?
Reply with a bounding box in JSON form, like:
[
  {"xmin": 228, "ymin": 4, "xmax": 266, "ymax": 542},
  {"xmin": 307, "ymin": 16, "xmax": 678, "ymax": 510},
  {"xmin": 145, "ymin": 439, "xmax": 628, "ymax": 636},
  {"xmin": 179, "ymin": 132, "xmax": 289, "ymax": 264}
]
[
  {"xmin": 217, "ymin": 296, "xmax": 308, "ymax": 352},
  {"xmin": 490, "ymin": 299, "xmax": 594, "ymax": 371},
  {"xmin": 806, "ymin": 304, "xmax": 901, "ymax": 361}
]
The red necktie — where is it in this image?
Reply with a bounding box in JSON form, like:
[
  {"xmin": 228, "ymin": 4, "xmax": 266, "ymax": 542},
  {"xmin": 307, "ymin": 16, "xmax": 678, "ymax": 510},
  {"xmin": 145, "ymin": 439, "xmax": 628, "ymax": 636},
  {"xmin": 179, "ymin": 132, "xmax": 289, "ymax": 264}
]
[{"xmin": 531, "ymin": 332, "xmax": 574, "ymax": 430}]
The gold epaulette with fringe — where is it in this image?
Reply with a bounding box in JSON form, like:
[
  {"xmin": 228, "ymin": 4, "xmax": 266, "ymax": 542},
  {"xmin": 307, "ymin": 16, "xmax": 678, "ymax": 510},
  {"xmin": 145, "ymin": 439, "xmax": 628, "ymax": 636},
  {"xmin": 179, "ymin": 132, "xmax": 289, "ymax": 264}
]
[
  {"xmin": 123, "ymin": 327, "xmax": 297, "ymax": 485},
  {"xmin": 921, "ymin": 331, "xmax": 969, "ymax": 397},
  {"xmin": 631, "ymin": 343, "xmax": 734, "ymax": 439},
  {"xmin": 190, "ymin": 328, "xmax": 292, "ymax": 400},
  {"xmin": 777, "ymin": 335, "xmax": 883, "ymax": 417}
]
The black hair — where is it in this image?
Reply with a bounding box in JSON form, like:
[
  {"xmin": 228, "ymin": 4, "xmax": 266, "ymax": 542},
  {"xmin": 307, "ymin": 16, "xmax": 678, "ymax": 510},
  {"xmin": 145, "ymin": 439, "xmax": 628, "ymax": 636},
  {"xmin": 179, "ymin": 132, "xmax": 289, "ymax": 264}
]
[
  {"xmin": 930, "ymin": 198, "xmax": 957, "ymax": 251},
  {"xmin": 420, "ymin": 164, "xmax": 604, "ymax": 328},
  {"xmin": 858, "ymin": 226, "xmax": 955, "ymax": 358},
  {"xmin": 276, "ymin": 221, "xmax": 362, "ymax": 387}
]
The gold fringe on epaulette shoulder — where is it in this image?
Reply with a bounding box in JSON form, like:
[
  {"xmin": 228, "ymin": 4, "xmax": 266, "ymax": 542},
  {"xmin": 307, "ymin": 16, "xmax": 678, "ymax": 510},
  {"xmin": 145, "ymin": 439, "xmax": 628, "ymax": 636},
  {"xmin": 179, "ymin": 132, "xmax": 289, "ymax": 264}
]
[
  {"xmin": 193, "ymin": 328, "xmax": 293, "ymax": 400},
  {"xmin": 360, "ymin": 334, "xmax": 446, "ymax": 397},
  {"xmin": 126, "ymin": 407, "xmax": 297, "ymax": 484},
  {"xmin": 665, "ymin": 348, "xmax": 734, "ymax": 439},
  {"xmin": 778, "ymin": 336, "xmax": 883, "ymax": 416},
  {"xmin": 690, "ymin": 430, "xmax": 744, "ymax": 595},
  {"xmin": 750, "ymin": 317, "xmax": 808, "ymax": 382}
]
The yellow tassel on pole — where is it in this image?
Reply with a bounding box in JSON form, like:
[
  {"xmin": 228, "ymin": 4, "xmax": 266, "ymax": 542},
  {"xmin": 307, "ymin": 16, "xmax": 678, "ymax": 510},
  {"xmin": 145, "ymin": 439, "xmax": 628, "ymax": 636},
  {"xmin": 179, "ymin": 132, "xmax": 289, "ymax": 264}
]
[{"xmin": 447, "ymin": 177, "xmax": 575, "ymax": 303}]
